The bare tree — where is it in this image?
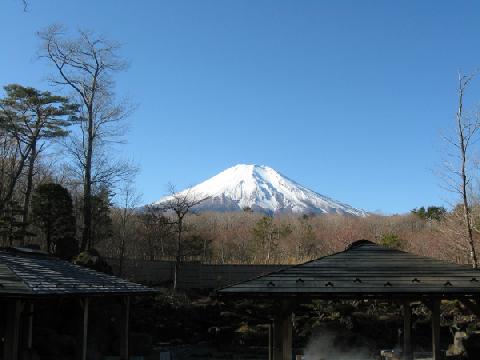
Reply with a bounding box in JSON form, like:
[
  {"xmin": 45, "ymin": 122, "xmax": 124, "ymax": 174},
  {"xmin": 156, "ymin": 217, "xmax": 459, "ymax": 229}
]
[
  {"xmin": 38, "ymin": 25, "xmax": 131, "ymax": 251},
  {"xmin": 115, "ymin": 181, "xmax": 141, "ymax": 276},
  {"xmin": 139, "ymin": 205, "xmax": 173, "ymax": 260},
  {"xmin": 159, "ymin": 185, "xmax": 208, "ymax": 290},
  {"xmin": 441, "ymin": 71, "xmax": 480, "ymax": 268}
]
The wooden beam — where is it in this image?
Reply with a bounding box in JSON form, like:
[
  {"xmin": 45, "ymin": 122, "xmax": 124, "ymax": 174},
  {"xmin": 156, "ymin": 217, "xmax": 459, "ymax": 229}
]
[
  {"xmin": 432, "ymin": 299, "xmax": 441, "ymax": 360},
  {"xmin": 80, "ymin": 298, "xmax": 90, "ymax": 360},
  {"xmin": 3, "ymin": 299, "xmax": 23, "ymax": 360},
  {"xmin": 403, "ymin": 301, "xmax": 413, "ymax": 360},
  {"xmin": 120, "ymin": 296, "xmax": 130, "ymax": 360},
  {"xmin": 268, "ymin": 322, "xmax": 273, "ymax": 360},
  {"xmin": 273, "ymin": 302, "xmax": 292, "ymax": 360},
  {"xmin": 283, "ymin": 314, "xmax": 292, "ymax": 360},
  {"xmin": 273, "ymin": 315, "xmax": 281, "ymax": 360},
  {"xmin": 27, "ymin": 302, "xmax": 34, "ymax": 349}
]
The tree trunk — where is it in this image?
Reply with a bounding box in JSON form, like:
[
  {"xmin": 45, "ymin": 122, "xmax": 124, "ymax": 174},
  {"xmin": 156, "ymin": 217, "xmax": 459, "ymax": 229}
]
[
  {"xmin": 148, "ymin": 235, "xmax": 155, "ymax": 260},
  {"xmin": 21, "ymin": 141, "xmax": 37, "ymax": 244},
  {"xmin": 203, "ymin": 237, "xmax": 207, "ymax": 263},
  {"xmin": 118, "ymin": 207, "xmax": 127, "ymax": 277},
  {"xmin": 0, "ymin": 144, "xmax": 31, "ymax": 214},
  {"xmin": 118, "ymin": 239, "xmax": 125, "ymax": 276},
  {"xmin": 457, "ymin": 79, "xmax": 478, "ymax": 269},
  {"xmin": 46, "ymin": 222, "xmax": 52, "ymax": 253},
  {"xmin": 159, "ymin": 235, "xmax": 164, "ymax": 258},
  {"xmin": 173, "ymin": 217, "xmax": 182, "ymax": 291},
  {"xmin": 81, "ymin": 106, "xmax": 94, "ymax": 252}
]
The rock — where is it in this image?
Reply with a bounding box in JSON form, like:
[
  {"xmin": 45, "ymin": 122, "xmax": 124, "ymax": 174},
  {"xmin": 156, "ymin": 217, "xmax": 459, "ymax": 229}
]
[
  {"xmin": 447, "ymin": 331, "xmax": 467, "ymax": 356},
  {"xmin": 74, "ymin": 248, "xmax": 113, "ymax": 274},
  {"xmin": 130, "ymin": 332, "xmax": 153, "ymax": 355},
  {"xmin": 463, "ymin": 332, "xmax": 480, "ymax": 359}
]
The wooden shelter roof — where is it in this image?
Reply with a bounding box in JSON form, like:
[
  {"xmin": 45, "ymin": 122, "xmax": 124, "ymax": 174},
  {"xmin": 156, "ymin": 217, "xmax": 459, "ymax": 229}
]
[
  {"xmin": 217, "ymin": 240, "xmax": 480, "ymax": 299},
  {"xmin": 0, "ymin": 248, "xmax": 156, "ymax": 298}
]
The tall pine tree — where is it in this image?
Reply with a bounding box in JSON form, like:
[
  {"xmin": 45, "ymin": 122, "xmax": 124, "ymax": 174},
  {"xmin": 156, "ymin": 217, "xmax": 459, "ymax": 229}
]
[{"xmin": 0, "ymin": 84, "xmax": 78, "ymax": 242}]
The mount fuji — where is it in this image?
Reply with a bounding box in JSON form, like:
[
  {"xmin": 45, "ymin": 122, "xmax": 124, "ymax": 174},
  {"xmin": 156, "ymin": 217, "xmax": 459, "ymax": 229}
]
[{"xmin": 154, "ymin": 164, "xmax": 367, "ymax": 216}]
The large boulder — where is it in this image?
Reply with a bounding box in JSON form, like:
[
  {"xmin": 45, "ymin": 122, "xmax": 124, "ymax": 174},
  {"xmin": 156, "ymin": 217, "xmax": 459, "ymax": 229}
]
[
  {"xmin": 74, "ymin": 248, "xmax": 113, "ymax": 274},
  {"xmin": 463, "ymin": 332, "xmax": 480, "ymax": 359}
]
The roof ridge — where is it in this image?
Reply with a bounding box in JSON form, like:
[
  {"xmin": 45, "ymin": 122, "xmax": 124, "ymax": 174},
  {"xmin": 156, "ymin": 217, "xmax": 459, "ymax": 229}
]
[
  {"xmin": 217, "ymin": 239, "xmax": 480, "ymax": 297},
  {"xmin": 215, "ymin": 240, "xmax": 373, "ymax": 292}
]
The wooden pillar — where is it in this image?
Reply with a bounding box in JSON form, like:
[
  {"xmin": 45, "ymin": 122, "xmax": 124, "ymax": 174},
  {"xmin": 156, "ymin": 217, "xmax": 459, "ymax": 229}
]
[
  {"xmin": 273, "ymin": 315, "xmax": 281, "ymax": 360},
  {"xmin": 403, "ymin": 300, "xmax": 413, "ymax": 360},
  {"xmin": 3, "ymin": 299, "xmax": 23, "ymax": 360},
  {"xmin": 268, "ymin": 322, "xmax": 274, "ymax": 360},
  {"xmin": 432, "ymin": 299, "xmax": 441, "ymax": 360},
  {"xmin": 27, "ymin": 302, "xmax": 34, "ymax": 350},
  {"xmin": 80, "ymin": 298, "xmax": 90, "ymax": 360},
  {"xmin": 120, "ymin": 296, "xmax": 130, "ymax": 360},
  {"xmin": 273, "ymin": 304, "xmax": 292, "ymax": 360}
]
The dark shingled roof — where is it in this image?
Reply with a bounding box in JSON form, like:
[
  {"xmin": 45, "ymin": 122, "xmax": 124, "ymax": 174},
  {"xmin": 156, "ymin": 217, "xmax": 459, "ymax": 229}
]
[
  {"xmin": 217, "ymin": 240, "xmax": 480, "ymax": 298},
  {"xmin": 0, "ymin": 248, "xmax": 156, "ymax": 297}
]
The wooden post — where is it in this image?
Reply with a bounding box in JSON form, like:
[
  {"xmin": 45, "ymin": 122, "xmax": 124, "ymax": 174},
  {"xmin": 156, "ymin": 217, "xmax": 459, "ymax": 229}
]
[
  {"xmin": 3, "ymin": 299, "xmax": 23, "ymax": 360},
  {"xmin": 273, "ymin": 315, "xmax": 281, "ymax": 360},
  {"xmin": 120, "ymin": 296, "xmax": 130, "ymax": 360},
  {"xmin": 273, "ymin": 303, "xmax": 292, "ymax": 360},
  {"xmin": 268, "ymin": 321, "xmax": 274, "ymax": 360},
  {"xmin": 80, "ymin": 298, "xmax": 90, "ymax": 360},
  {"xmin": 403, "ymin": 300, "xmax": 413, "ymax": 360},
  {"xmin": 432, "ymin": 299, "xmax": 441, "ymax": 360},
  {"xmin": 27, "ymin": 302, "xmax": 34, "ymax": 349},
  {"xmin": 284, "ymin": 313, "xmax": 292, "ymax": 360}
]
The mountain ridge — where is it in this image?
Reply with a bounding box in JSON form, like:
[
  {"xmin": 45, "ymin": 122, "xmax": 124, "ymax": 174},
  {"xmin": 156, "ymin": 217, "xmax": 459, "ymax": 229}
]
[{"xmin": 154, "ymin": 164, "xmax": 367, "ymax": 216}]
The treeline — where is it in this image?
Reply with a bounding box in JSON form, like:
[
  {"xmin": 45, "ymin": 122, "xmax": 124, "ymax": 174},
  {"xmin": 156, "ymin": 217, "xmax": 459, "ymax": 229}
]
[{"xmin": 97, "ymin": 206, "xmax": 478, "ymax": 267}]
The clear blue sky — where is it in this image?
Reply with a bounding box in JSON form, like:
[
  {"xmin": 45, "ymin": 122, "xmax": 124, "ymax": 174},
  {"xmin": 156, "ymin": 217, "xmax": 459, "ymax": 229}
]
[{"xmin": 1, "ymin": 1, "xmax": 480, "ymax": 214}]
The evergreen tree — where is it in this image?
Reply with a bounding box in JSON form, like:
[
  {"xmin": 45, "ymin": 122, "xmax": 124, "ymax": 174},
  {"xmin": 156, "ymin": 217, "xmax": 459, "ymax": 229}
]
[
  {"xmin": 0, "ymin": 84, "xmax": 77, "ymax": 241},
  {"xmin": 253, "ymin": 216, "xmax": 292, "ymax": 263},
  {"xmin": 31, "ymin": 183, "xmax": 77, "ymax": 259},
  {"xmin": 412, "ymin": 206, "xmax": 446, "ymax": 221},
  {"xmin": 297, "ymin": 214, "xmax": 316, "ymax": 260},
  {"xmin": 139, "ymin": 205, "xmax": 173, "ymax": 260},
  {"xmin": 380, "ymin": 233, "xmax": 403, "ymax": 249},
  {"xmin": 0, "ymin": 200, "xmax": 25, "ymax": 246},
  {"xmin": 90, "ymin": 188, "xmax": 113, "ymax": 250}
]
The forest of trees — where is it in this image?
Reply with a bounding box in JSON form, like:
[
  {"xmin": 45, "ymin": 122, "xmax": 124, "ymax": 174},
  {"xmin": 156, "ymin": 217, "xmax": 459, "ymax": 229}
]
[
  {"xmin": 98, "ymin": 206, "xmax": 480, "ymax": 266},
  {"xmin": 0, "ymin": 26, "xmax": 134, "ymax": 261},
  {"xmin": 2, "ymin": 24, "xmax": 480, "ymax": 274}
]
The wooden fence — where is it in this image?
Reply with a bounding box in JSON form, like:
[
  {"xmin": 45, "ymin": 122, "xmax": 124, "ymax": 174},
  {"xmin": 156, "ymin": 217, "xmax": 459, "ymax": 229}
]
[{"xmin": 108, "ymin": 258, "xmax": 286, "ymax": 290}]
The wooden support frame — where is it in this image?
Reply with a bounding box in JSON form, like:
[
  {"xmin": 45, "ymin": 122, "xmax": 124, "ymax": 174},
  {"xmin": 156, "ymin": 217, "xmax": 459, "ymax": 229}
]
[
  {"xmin": 3, "ymin": 300, "xmax": 22, "ymax": 360},
  {"xmin": 27, "ymin": 302, "xmax": 34, "ymax": 350},
  {"xmin": 120, "ymin": 296, "xmax": 130, "ymax": 360},
  {"xmin": 432, "ymin": 299, "xmax": 441, "ymax": 360},
  {"xmin": 3, "ymin": 299, "xmax": 24, "ymax": 360},
  {"xmin": 268, "ymin": 321, "xmax": 274, "ymax": 360},
  {"xmin": 403, "ymin": 300, "xmax": 413, "ymax": 360},
  {"xmin": 79, "ymin": 298, "xmax": 90, "ymax": 360},
  {"xmin": 273, "ymin": 301, "xmax": 293, "ymax": 360}
]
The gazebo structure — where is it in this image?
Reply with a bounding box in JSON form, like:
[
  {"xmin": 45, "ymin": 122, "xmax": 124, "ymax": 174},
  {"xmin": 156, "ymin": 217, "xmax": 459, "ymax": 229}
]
[
  {"xmin": 217, "ymin": 240, "xmax": 480, "ymax": 360},
  {"xmin": 0, "ymin": 247, "xmax": 157, "ymax": 360}
]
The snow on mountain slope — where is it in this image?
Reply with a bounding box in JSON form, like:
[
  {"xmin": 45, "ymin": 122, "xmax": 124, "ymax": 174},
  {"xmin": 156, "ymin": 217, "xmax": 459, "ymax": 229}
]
[{"xmin": 154, "ymin": 164, "xmax": 367, "ymax": 216}]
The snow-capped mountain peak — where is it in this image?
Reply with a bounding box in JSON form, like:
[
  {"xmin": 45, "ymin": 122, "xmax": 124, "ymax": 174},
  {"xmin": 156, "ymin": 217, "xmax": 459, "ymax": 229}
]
[{"xmin": 154, "ymin": 164, "xmax": 366, "ymax": 216}]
